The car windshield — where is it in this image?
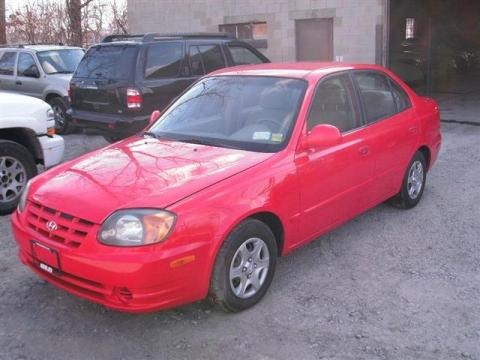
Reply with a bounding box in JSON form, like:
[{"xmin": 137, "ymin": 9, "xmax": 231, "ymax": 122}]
[
  {"xmin": 37, "ymin": 49, "xmax": 84, "ymax": 74},
  {"xmin": 149, "ymin": 76, "xmax": 307, "ymax": 153}
]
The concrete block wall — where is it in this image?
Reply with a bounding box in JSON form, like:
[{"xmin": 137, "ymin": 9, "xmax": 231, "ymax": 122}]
[{"xmin": 128, "ymin": 0, "xmax": 387, "ymax": 64}]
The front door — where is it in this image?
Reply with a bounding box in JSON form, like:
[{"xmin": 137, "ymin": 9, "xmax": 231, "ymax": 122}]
[
  {"xmin": 295, "ymin": 73, "xmax": 375, "ymax": 244},
  {"xmin": 295, "ymin": 18, "xmax": 333, "ymax": 61}
]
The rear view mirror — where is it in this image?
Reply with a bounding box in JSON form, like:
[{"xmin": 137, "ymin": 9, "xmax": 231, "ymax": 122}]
[
  {"xmin": 149, "ymin": 110, "xmax": 161, "ymax": 125},
  {"xmin": 302, "ymin": 124, "xmax": 342, "ymax": 150}
]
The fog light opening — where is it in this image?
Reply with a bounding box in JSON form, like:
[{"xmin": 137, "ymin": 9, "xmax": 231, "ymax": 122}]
[{"xmin": 113, "ymin": 287, "xmax": 133, "ymax": 304}]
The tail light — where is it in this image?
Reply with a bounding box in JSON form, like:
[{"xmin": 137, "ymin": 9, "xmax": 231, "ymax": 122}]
[
  {"xmin": 126, "ymin": 88, "xmax": 143, "ymax": 110},
  {"xmin": 68, "ymin": 85, "xmax": 73, "ymax": 100}
]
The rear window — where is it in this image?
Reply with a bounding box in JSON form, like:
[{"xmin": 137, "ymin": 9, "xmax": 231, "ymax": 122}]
[
  {"xmin": 75, "ymin": 45, "xmax": 138, "ymax": 80},
  {"xmin": 144, "ymin": 42, "xmax": 184, "ymax": 79},
  {"xmin": 0, "ymin": 52, "xmax": 16, "ymax": 75}
]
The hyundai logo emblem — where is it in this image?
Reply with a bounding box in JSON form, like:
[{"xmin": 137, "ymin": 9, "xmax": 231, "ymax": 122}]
[{"xmin": 46, "ymin": 220, "xmax": 58, "ymax": 232}]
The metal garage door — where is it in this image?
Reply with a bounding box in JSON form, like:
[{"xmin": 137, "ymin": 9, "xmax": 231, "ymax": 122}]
[{"xmin": 295, "ymin": 18, "xmax": 333, "ymax": 61}]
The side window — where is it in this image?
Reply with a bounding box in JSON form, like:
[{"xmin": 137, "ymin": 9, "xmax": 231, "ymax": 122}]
[
  {"xmin": 144, "ymin": 42, "xmax": 184, "ymax": 79},
  {"xmin": 197, "ymin": 45, "xmax": 225, "ymax": 73},
  {"xmin": 189, "ymin": 46, "xmax": 204, "ymax": 76},
  {"xmin": 17, "ymin": 53, "xmax": 39, "ymax": 77},
  {"xmin": 390, "ymin": 80, "xmax": 411, "ymax": 113},
  {"xmin": 228, "ymin": 45, "xmax": 264, "ymax": 65},
  {"xmin": 353, "ymin": 72, "xmax": 396, "ymax": 123},
  {"xmin": 0, "ymin": 52, "xmax": 17, "ymax": 76},
  {"xmin": 307, "ymin": 75, "xmax": 359, "ymax": 132}
]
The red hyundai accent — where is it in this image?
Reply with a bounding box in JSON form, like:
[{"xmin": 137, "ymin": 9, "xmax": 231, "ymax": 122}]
[{"xmin": 11, "ymin": 63, "xmax": 442, "ymax": 313}]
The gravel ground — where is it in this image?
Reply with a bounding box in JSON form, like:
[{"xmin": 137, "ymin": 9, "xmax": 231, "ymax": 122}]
[{"xmin": 0, "ymin": 124, "xmax": 479, "ymax": 360}]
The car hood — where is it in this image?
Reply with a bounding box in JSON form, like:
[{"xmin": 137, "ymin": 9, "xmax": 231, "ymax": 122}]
[{"xmin": 30, "ymin": 137, "xmax": 273, "ymax": 224}]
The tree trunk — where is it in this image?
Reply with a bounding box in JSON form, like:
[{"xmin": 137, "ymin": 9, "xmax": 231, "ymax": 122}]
[
  {"xmin": 0, "ymin": 0, "xmax": 6, "ymax": 44},
  {"xmin": 66, "ymin": 0, "xmax": 82, "ymax": 46}
]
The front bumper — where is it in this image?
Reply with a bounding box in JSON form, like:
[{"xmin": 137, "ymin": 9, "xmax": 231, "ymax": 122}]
[
  {"xmin": 11, "ymin": 209, "xmax": 210, "ymax": 313},
  {"xmin": 37, "ymin": 134, "xmax": 64, "ymax": 168}
]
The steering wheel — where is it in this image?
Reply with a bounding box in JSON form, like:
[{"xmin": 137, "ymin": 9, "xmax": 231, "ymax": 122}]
[{"xmin": 257, "ymin": 118, "xmax": 282, "ymax": 132}]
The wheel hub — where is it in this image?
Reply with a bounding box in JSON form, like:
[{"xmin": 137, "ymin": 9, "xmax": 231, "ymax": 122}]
[
  {"xmin": 0, "ymin": 156, "xmax": 27, "ymax": 203},
  {"xmin": 229, "ymin": 237, "xmax": 270, "ymax": 299}
]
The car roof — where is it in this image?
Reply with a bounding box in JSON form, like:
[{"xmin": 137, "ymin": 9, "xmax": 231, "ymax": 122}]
[{"xmin": 209, "ymin": 62, "xmax": 386, "ymax": 80}]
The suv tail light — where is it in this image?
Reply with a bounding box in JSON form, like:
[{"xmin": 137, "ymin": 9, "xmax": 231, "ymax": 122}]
[
  {"xmin": 68, "ymin": 85, "xmax": 73, "ymax": 100},
  {"xmin": 126, "ymin": 88, "xmax": 143, "ymax": 110}
]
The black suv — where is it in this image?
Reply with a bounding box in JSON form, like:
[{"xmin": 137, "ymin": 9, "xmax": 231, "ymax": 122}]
[{"xmin": 68, "ymin": 33, "xmax": 270, "ymax": 141}]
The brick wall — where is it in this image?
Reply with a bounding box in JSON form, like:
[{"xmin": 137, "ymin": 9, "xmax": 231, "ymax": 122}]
[{"xmin": 127, "ymin": 0, "xmax": 388, "ymax": 64}]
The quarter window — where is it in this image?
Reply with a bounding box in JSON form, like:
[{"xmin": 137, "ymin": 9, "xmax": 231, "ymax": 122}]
[
  {"xmin": 354, "ymin": 72, "xmax": 397, "ymax": 123},
  {"xmin": 0, "ymin": 52, "xmax": 17, "ymax": 76},
  {"xmin": 307, "ymin": 75, "xmax": 359, "ymax": 132},
  {"xmin": 390, "ymin": 80, "xmax": 411, "ymax": 112},
  {"xmin": 17, "ymin": 53, "xmax": 38, "ymax": 77},
  {"xmin": 144, "ymin": 42, "xmax": 184, "ymax": 79},
  {"xmin": 228, "ymin": 45, "xmax": 264, "ymax": 65}
]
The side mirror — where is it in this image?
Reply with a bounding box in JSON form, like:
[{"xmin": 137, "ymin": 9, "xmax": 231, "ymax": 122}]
[
  {"xmin": 302, "ymin": 124, "xmax": 342, "ymax": 150},
  {"xmin": 149, "ymin": 110, "xmax": 161, "ymax": 125},
  {"xmin": 23, "ymin": 66, "xmax": 40, "ymax": 78}
]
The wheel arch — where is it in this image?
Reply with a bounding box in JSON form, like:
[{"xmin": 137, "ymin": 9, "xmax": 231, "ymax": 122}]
[
  {"xmin": 417, "ymin": 145, "xmax": 431, "ymax": 170},
  {"xmin": 44, "ymin": 92, "xmax": 64, "ymax": 103},
  {"xmin": 0, "ymin": 128, "xmax": 43, "ymax": 164}
]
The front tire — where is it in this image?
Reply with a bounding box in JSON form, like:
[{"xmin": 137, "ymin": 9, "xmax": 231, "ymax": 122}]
[
  {"xmin": 0, "ymin": 141, "xmax": 37, "ymax": 215},
  {"xmin": 49, "ymin": 97, "xmax": 74, "ymax": 135},
  {"xmin": 390, "ymin": 151, "xmax": 427, "ymax": 209},
  {"xmin": 209, "ymin": 219, "xmax": 278, "ymax": 312}
]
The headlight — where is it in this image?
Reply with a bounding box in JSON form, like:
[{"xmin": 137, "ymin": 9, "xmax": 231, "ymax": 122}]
[
  {"xmin": 98, "ymin": 209, "xmax": 176, "ymax": 246},
  {"xmin": 18, "ymin": 180, "xmax": 32, "ymax": 213}
]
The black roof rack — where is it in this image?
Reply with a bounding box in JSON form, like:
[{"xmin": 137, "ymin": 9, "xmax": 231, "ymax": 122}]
[{"xmin": 101, "ymin": 32, "xmax": 236, "ymax": 43}]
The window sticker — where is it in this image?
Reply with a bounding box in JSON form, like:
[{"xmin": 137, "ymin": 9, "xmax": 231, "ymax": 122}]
[
  {"xmin": 271, "ymin": 133, "xmax": 284, "ymax": 143},
  {"xmin": 252, "ymin": 131, "xmax": 271, "ymax": 140}
]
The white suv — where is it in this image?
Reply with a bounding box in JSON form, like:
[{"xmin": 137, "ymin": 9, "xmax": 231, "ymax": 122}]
[
  {"xmin": 0, "ymin": 45, "xmax": 84, "ymax": 134},
  {"xmin": 0, "ymin": 92, "xmax": 64, "ymax": 214}
]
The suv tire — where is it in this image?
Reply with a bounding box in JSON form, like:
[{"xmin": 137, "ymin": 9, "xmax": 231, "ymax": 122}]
[
  {"xmin": 0, "ymin": 141, "xmax": 37, "ymax": 215},
  {"xmin": 49, "ymin": 97, "xmax": 74, "ymax": 135}
]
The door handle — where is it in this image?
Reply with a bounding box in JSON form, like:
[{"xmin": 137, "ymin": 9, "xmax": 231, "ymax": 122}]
[
  {"xmin": 358, "ymin": 146, "xmax": 370, "ymax": 157},
  {"xmin": 15, "ymin": 81, "xmax": 22, "ymax": 85}
]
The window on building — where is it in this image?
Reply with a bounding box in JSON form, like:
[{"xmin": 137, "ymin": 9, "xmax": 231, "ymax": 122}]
[
  {"xmin": 0, "ymin": 52, "xmax": 17, "ymax": 76},
  {"xmin": 219, "ymin": 22, "xmax": 267, "ymax": 48},
  {"xmin": 405, "ymin": 18, "xmax": 416, "ymax": 39}
]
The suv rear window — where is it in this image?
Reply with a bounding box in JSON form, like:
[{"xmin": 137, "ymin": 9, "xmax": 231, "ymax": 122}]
[
  {"xmin": 144, "ymin": 42, "xmax": 184, "ymax": 79},
  {"xmin": 75, "ymin": 45, "xmax": 138, "ymax": 80}
]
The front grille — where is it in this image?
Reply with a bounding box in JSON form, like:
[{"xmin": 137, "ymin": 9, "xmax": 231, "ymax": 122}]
[{"xmin": 25, "ymin": 201, "xmax": 95, "ymax": 248}]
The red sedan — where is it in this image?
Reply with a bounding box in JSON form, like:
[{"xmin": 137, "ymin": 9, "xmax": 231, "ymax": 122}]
[{"xmin": 11, "ymin": 63, "xmax": 442, "ymax": 313}]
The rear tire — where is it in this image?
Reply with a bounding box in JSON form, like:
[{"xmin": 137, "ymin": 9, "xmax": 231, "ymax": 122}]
[
  {"xmin": 209, "ymin": 219, "xmax": 278, "ymax": 312},
  {"xmin": 49, "ymin": 97, "xmax": 74, "ymax": 135},
  {"xmin": 390, "ymin": 151, "xmax": 427, "ymax": 209},
  {"xmin": 0, "ymin": 141, "xmax": 37, "ymax": 215}
]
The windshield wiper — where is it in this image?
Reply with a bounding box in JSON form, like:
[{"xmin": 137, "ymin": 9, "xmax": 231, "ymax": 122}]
[{"xmin": 176, "ymin": 138, "xmax": 240, "ymax": 149}]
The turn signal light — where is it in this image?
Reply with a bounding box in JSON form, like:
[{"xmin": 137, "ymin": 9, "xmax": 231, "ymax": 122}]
[{"xmin": 47, "ymin": 127, "xmax": 56, "ymax": 136}]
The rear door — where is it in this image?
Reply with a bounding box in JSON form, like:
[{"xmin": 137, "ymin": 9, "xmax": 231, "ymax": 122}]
[
  {"xmin": 352, "ymin": 70, "xmax": 419, "ymax": 199},
  {"xmin": 0, "ymin": 51, "xmax": 18, "ymax": 92},
  {"xmin": 187, "ymin": 41, "xmax": 228, "ymax": 76},
  {"xmin": 70, "ymin": 44, "xmax": 138, "ymax": 115},
  {"xmin": 140, "ymin": 41, "xmax": 193, "ymax": 114}
]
